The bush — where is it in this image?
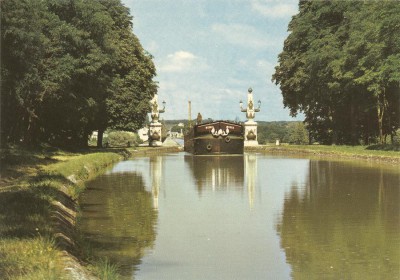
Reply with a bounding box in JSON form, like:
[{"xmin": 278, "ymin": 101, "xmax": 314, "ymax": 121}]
[
  {"xmin": 105, "ymin": 131, "xmax": 139, "ymax": 147},
  {"xmin": 287, "ymin": 122, "xmax": 309, "ymax": 145}
]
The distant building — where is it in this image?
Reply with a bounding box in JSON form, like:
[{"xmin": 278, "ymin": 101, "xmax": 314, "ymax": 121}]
[
  {"xmin": 90, "ymin": 131, "xmax": 98, "ymax": 140},
  {"xmin": 168, "ymin": 131, "xmax": 184, "ymax": 138},
  {"xmin": 168, "ymin": 131, "xmax": 179, "ymax": 138},
  {"xmin": 167, "ymin": 129, "xmax": 184, "ymax": 139}
]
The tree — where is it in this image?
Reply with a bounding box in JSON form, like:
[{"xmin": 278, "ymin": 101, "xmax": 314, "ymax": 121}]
[
  {"xmin": 272, "ymin": 1, "xmax": 400, "ymax": 145},
  {"xmin": 1, "ymin": 0, "xmax": 61, "ymax": 145},
  {"xmin": 343, "ymin": 2, "xmax": 400, "ymax": 144},
  {"xmin": 99, "ymin": 0, "xmax": 157, "ymax": 147},
  {"xmin": 1, "ymin": 0, "xmax": 157, "ymax": 148},
  {"xmin": 287, "ymin": 122, "xmax": 309, "ymax": 145}
]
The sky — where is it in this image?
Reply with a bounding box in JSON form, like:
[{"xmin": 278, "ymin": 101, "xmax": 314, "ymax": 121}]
[{"xmin": 122, "ymin": 0, "xmax": 302, "ymax": 121}]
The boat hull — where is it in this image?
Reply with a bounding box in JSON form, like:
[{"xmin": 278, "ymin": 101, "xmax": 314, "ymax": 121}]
[{"xmin": 184, "ymin": 121, "xmax": 244, "ymax": 155}]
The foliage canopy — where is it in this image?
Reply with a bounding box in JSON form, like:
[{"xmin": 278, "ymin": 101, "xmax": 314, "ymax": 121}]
[
  {"xmin": 273, "ymin": 1, "xmax": 400, "ymax": 145},
  {"xmin": 1, "ymin": 0, "xmax": 157, "ymax": 148}
]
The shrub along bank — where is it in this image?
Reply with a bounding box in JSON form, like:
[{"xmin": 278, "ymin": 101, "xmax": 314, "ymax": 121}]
[{"xmin": 0, "ymin": 147, "xmax": 137, "ymax": 279}]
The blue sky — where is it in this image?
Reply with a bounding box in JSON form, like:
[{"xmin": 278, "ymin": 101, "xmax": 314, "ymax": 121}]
[{"xmin": 122, "ymin": 0, "xmax": 302, "ymax": 121}]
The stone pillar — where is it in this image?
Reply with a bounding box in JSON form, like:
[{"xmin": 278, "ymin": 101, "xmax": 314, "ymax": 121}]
[
  {"xmin": 149, "ymin": 93, "xmax": 165, "ymax": 147},
  {"xmin": 149, "ymin": 122, "xmax": 163, "ymax": 147},
  {"xmin": 244, "ymin": 121, "xmax": 259, "ymax": 146},
  {"xmin": 240, "ymin": 88, "xmax": 261, "ymax": 146}
]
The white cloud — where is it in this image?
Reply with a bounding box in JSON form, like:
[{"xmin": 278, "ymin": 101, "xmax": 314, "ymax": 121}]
[
  {"xmin": 251, "ymin": 0, "xmax": 298, "ymax": 18},
  {"xmin": 125, "ymin": 0, "xmax": 302, "ymax": 121},
  {"xmin": 158, "ymin": 51, "xmax": 208, "ymax": 73},
  {"xmin": 211, "ymin": 23, "xmax": 280, "ymax": 49}
]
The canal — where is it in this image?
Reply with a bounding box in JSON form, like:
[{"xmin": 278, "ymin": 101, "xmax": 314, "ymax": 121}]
[{"xmin": 78, "ymin": 152, "xmax": 400, "ymax": 279}]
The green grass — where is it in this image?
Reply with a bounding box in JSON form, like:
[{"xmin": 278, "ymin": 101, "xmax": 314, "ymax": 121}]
[
  {"xmin": 90, "ymin": 258, "xmax": 121, "ymax": 280},
  {"xmin": 253, "ymin": 144, "xmax": 400, "ymax": 164},
  {"xmin": 0, "ymin": 145, "xmax": 180, "ymax": 279},
  {"xmin": 44, "ymin": 152, "xmax": 122, "ymax": 198},
  {"xmin": 0, "ymin": 237, "xmax": 66, "ymax": 280},
  {"xmin": 0, "ymin": 146, "xmax": 127, "ymax": 279},
  {"xmin": 276, "ymin": 144, "xmax": 400, "ymax": 157}
]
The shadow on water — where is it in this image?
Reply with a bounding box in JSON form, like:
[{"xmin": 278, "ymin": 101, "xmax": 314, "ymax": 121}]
[
  {"xmin": 78, "ymin": 171, "xmax": 158, "ymax": 279},
  {"xmin": 276, "ymin": 160, "xmax": 400, "ymax": 279}
]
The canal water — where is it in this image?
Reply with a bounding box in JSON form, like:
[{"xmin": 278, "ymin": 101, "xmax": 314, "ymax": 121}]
[{"xmin": 78, "ymin": 153, "xmax": 400, "ymax": 279}]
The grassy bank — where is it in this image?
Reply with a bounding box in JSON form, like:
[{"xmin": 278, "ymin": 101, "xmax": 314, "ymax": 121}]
[
  {"xmin": 0, "ymin": 146, "xmax": 143, "ymax": 279},
  {"xmin": 0, "ymin": 145, "xmax": 181, "ymax": 279},
  {"xmin": 245, "ymin": 144, "xmax": 400, "ymax": 164}
]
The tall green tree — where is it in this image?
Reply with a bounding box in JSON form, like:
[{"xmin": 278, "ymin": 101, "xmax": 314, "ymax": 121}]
[
  {"xmin": 1, "ymin": 0, "xmax": 157, "ymax": 148},
  {"xmin": 273, "ymin": 1, "xmax": 400, "ymax": 145},
  {"xmin": 343, "ymin": 2, "xmax": 400, "ymax": 144},
  {"xmin": 1, "ymin": 0, "xmax": 58, "ymax": 145},
  {"xmin": 103, "ymin": 0, "xmax": 157, "ymax": 139}
]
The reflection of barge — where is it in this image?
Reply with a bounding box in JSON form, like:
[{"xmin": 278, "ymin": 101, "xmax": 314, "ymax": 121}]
[
  {"xmin": 184, "ymin": 121, "xmax": 244, "ymax": 155},
  {"xmin": 184, "ymin": 155, "xmax": 244, "ymax": 192}
]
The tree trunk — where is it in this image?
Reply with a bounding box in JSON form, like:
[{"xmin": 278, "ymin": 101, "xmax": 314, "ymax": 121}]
[
  {"xmin": 377, "ymin": 90, "xmax": 387, "ymax": 145},
  {"xmin": 350, "ymin": 99, "xmax": 357, "ymax": 145},
  {"xmin": 377, "ymin": 106, "xmax": 383, "ymax": 144},
  {"xmin": 97, "ymin": 129, "xmax": 104, "ymax": 148},
  {"xmin": 23, "ymin": 113, "xmax": 35, "ymax": 146}
]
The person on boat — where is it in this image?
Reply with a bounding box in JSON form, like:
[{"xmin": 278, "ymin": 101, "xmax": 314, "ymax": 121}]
[{"xmin": 196, "ymin": 112, "xmax": 202, "ymax": 124}]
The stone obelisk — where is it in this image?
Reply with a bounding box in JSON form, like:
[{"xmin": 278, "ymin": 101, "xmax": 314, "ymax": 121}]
[
  {"xmin": 240, "ymin": 88, "xmax": 260, "ymax": 146},
  {"xmin": 149, "ymin": 93, "xmax": 165, "ymax": 147}
]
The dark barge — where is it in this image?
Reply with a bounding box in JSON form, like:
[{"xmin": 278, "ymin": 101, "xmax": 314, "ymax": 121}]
[{"xmin": 184, "ymin": 121, "xmax": 244, "ymax": 155}]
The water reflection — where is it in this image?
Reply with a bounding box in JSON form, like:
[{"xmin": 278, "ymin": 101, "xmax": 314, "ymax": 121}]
[
  {"xmin": 277, "ymin": 160, "xmax": 400, "ymax": 279},
  {"xmin": 184, "ymin": 154, "xmax": 259, "ymax": 208},
  {"xmin": 244, "ymin": 153, "xmax": 257, "ymax": 209},
  {"xmin": 184, "ymin": 155, "xmax": 245, "ymax": 192},
  {"xmin": 79, "ymin": 154, "xmax": 399, "ymax": 279},
  {"xmin": 79, "ymin": 171, "xmax": 158, "ymax": 278},
  {"xmin": 150, "ymin": 156, "xmax": 163, "ymax": 209}
]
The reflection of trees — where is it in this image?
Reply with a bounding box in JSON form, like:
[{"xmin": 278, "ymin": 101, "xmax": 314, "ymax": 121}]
[
  {"xmin": 79, "ymin": 172, "xmax": 158, "ymax": 278},
  {"xmin": 184, "ymin": 155, "xmax": 244, "ymax": 194},
  {"xmin": 277, "ymin": 161, "xmax": 400, "ymax": 279}
]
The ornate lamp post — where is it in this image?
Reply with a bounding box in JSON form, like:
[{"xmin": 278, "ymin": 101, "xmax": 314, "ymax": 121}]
[
  {"xmin": 149, "ymin": 93, "xmax": 166, "ymax": 146},
  {"xmin": 240, "ymin": 87, "xmax": 261, "ymax": 146}
]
